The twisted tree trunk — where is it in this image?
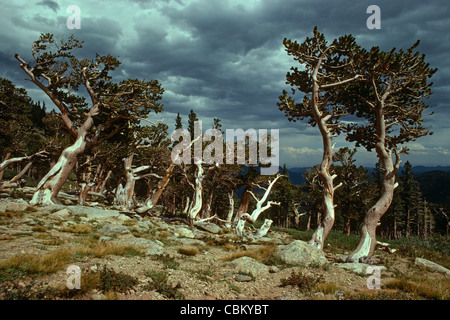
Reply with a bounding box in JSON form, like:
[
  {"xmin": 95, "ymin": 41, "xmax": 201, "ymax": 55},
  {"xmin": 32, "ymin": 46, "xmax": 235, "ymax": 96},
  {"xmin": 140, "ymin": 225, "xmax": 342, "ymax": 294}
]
[
  {"xmin": 31, "ymin": 132, "xmax": 89, "ymax": 205},
  {"xmin": 114, "ymin": 154, "xmax": 153, "ymax": 210},
  {"xmin": 234, "ymin": 189, "xmax": 250, "ymax": 225},
  {"xmin": 202, "ymin": 180, "xmax": 218, "ymax": 219},
  {"xmin": 307, "ymin": 57, "xmax": 342, "ymax": 249},
  {"xmin": 135, "ymin": 163, "xmax": 175, "ymax": 214},
  {"xmin": 225, "ymin": 191, "xmax": 235, "ymax": 229},
  {"xmin": 347, "ymin": 104, "xmax": 400, "ymax": 262},
  {"xmin": 347, "ymin": 173, "xmax": 396, "ymax": 261}
]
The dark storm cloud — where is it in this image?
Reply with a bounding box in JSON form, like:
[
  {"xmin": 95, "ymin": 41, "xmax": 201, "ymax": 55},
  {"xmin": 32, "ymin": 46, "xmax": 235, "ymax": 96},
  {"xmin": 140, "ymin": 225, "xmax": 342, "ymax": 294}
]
[
  {"xmin": 37, "ymin": 0, "xmax": 60, "ymax": 13},
  {"xmin": 0, "ymin": 0, "xmax": 448, "ymax": 166}
]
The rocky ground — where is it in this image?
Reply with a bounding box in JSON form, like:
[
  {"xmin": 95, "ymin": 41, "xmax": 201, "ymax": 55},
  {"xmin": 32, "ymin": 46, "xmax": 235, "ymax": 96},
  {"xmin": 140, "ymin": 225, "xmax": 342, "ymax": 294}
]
[{"xmin": 0, "ymin": 198, "xmax": 449, "ymax": 300}]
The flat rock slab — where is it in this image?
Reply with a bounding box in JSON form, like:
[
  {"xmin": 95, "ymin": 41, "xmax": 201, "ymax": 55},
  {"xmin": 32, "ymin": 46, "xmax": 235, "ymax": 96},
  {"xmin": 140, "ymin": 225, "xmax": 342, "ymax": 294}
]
[
  {"xmin": 66, "ymin": 205, "xmax": 132, "ymax": 221},
  {"xmin": 98, "ymin": 224, "xmax": 131, "ymax": 236},
  {"xmin": 0, "ymin": 202, "xmax": 30, "ymax": 212},
  {"xmin": 176, "ymin": 238, "xmax": 206, "ymax": 246},
  {"xmin": 175, "ymin": 227, "xmax": 196, "ymax": 239},
  {"xmin": 235, "ymin": 274, "xmax": 253, "ymax": 282},
  {"xmin": 415, "ymin": 258, "xmax": 450, "ymax": 275},
  {"xmin": 336, "ymin": 262, "xmax": 386, "ymax": 275},
  {"xmin": 194, "ymin": 222, "xmax": 222, "ymax": 234},
  {"xmin": 51, "ymin": 209, "xmax": 72, "ymax": 220},
  {"xmin": 2, "ymin": 229, "xmax": 33, "ymax": 236},
  {"xmin": 113, "ymin": 237, "xmax": 165, "ymax": 256}
]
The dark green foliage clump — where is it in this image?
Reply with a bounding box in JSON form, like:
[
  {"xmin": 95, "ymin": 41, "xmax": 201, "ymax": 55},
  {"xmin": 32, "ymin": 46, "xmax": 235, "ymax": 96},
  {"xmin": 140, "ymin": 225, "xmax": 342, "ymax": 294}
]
[
  {"xmin": 280, "ymin": 270, "xmax": 323, "ymax": 292},
  {"xmin": 0, "ymin": 269, "xmax": 62, "ymax": 300},
  {"xmin": 94, "ymin": 265, "xmax": 139, "ymax": 294},
  {"xmin": 0, "ymin": 279, "xmax": 61, "ymax": 300},
  {"xmin": 155, "ymin": 254, "xmax": 180, "ymax": 270},
  {"xmin": 145, "ymin": 270, "xmax": 184, "ymax": 300}
]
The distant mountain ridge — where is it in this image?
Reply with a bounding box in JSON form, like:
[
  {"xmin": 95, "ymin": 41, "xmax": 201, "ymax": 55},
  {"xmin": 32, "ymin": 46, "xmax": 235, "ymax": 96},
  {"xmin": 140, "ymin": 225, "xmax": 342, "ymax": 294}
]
[
  {"xmin": 239, "ymin": 165, "xmax": 450, "ymax": 206},
  {"xmin": 287, "ymin": 165, "xmax": 450, "ymax": 187}
]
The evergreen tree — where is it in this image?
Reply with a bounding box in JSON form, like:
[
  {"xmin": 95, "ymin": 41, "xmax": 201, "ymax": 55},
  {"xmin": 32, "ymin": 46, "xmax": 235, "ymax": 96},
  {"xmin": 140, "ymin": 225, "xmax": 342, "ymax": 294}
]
[
  {"xmin": 282, "ymin": 163, "xmax": 289, "ymax": 179},
  {"xmin": 398, "ymin": 161, "xmax": 420, "ymax": 237},
  {"xmin": 300, "ymin": 166, "xmax": 323, "ymax": 231},
  {"xmin": 381, "ymin": 181, "xmax": 405, "ymax": 239},
  {"xmin": 212, "ymin": 118, "xmax": 223, "ymax": 134},
  {"xmin": 343, "ymin": 39, "xmax": 436, "ymax": 261},
  {"xmin": 187, "ymin": 109, "xmax": 198, "ymax": 140},
  {"xmin": 333, "ymin": 147, "xmax": 372, "ymax": 236},
  {"xmin": 175, "ymin": 112, "xmax": 183, "ymax": 130},
  {"xmin": 267, "ymin": 164, "xmax": 296, "ymax": 228},
  {"xmin": 29, "ymin": 101, "xmax": 47, "ymax": 129},
  {"xmin": 277, "ymin": 28, "xmax": 363, "ymax": 249}
]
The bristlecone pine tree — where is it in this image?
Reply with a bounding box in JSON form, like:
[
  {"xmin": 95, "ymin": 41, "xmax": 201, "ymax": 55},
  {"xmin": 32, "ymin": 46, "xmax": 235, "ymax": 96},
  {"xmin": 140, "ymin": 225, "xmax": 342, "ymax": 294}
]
[
  {"xmin": 277, "ymin": 27, "xmax": 364, "ymax": 249},
  {"xmin": 15, "ymin": 33, "xmax": 164, "ymax": 205},
  {"xmin": 343, "ymin": 41, "xmax": 437, "ymax": 262}
]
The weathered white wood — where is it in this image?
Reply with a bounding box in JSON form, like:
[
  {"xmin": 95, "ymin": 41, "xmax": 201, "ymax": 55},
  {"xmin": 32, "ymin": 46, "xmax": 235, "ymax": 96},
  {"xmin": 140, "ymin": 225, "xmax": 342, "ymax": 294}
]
[
  {"xmin": 235, "ymin": 174, "xmax": 282, "ymax": 237},
  {"xmin": 347, "ymin": 230, "xmax": 372, "ymax": 262},
  {"xmin": 31, "ymin": 135, "xmax": 86, "ymax": 205},
  {"xmin": 225, "ymin": 191, "xmax": 235, "ymax": 229},
  {"xmin": 376, "ymin": 241, "xmax": 397, "ymax": 254},
  {"xmin": 185, "ymin": 160, "xmax": 219, "ymax": 223},
  {"xmin": 0, "ymin": 151, "xmax": 47, "ymax": 172},
  {"xmin": 183, "ymin": 196, "xmax": 191, "ymax": 214},
  {"xmin": 114, "ymin": 154, "xmax": 160, "ymax": 210},
  {"xmin": 187, "ymin": 161, "xmax": 204, "ymax": 221},
  {"xmin": 256, "ymin": 219, "xmax": 273, "ymax": 237}
]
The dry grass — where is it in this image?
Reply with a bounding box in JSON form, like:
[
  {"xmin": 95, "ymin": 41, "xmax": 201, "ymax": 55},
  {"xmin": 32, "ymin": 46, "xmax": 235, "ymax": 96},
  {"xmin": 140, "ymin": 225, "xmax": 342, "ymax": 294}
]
[
  {"xmin": 346, "ymin": 289, "xmax": 414, "ymax": 300},
  {"xmin": 384, "ymin": 276, "xmax": 450, "ymax": 300},
  {"xmin": 280, "ymin": 270, "xmax": 324, "ymax": 292},
  {"xmin": 42, "ymin": 238, "xmax": 66, "ymax": 246},
  {"xmin": 33, "ymin": 232, "xmax": 52, "ymax": 239},
  {"xmin": 31, "ymin": 226, "xmax": 47, "ymax": 233},
  {"xmin": 25, "ymin": 206, "xmax": 38, "ymax": 212},
  {"xmin": 316, "ymin": 282, "xmax": 342, "ymax": 294},
  {"xmin": 177, "ymin": 247, "xmax": 199, "ymax": 256},
  {"xmin": 0, "ymin": 248, "xmax": 73, "ymax": 274},
  {"xmin": 220, "ymin": 245, "xmax": 281, "ymax": 265},
  {"xmin": 52, "ymin": 265, "xmax": 137, "ymax": 299},
  {"xmin": 61, "ymin": 223, "xmax": 93, "ymax": 234},
  {"xmin": 122, "ymin": 220, "xmax": 137, "ymax": 227},
  {"xmin": 75, "ymin": 242, "xmax": 146, "ymax": 258},
  {"xmin": 222, "ymin": 243, "xmax": 238, "ymax": 251},
  {"xmin": 159, "ymin": 231, "xmax": 171, "ymax": 238},
  {"xmin": 0, "ymin": 235, "xmax": 15, "ymax": 241},
  {"xmin": 0, "ymin": 239, "xmax": 145, "ymax": 277},
  {"xmin": 0, "ymin": 211, "xmax": 23, "ymax": 219}
]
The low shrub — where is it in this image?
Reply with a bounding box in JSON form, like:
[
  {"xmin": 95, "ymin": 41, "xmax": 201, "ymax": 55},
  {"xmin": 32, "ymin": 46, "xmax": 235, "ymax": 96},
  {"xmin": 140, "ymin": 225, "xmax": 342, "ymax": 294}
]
[
  {"xmin": 280, "ymin": 270, "xmax": 324, "ymax": 293},
  {"xmin": 145, "ymin": 270, "xmax": 184, "ymax": 299}
]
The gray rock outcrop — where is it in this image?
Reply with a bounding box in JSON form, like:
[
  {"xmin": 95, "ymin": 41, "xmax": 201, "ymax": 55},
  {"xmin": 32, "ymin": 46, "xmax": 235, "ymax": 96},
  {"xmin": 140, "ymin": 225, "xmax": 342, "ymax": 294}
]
[
  {"xmin": 276, "ymin": 240, "xmax": 328, "ymax": 266},
  {"xmin": 229, "ymin": 256, "xmax": 270, "ymax": 278},
  {"xmin": 414, "ymin": 257, "xmax": 450, "ymax": 275}
]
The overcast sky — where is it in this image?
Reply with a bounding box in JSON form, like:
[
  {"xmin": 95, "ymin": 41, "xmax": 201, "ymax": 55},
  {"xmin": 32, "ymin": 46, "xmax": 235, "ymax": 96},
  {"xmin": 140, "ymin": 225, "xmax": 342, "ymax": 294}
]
[{"xmin": 1, "ymin": 0, "xmax": 449, "ymax": 168}]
